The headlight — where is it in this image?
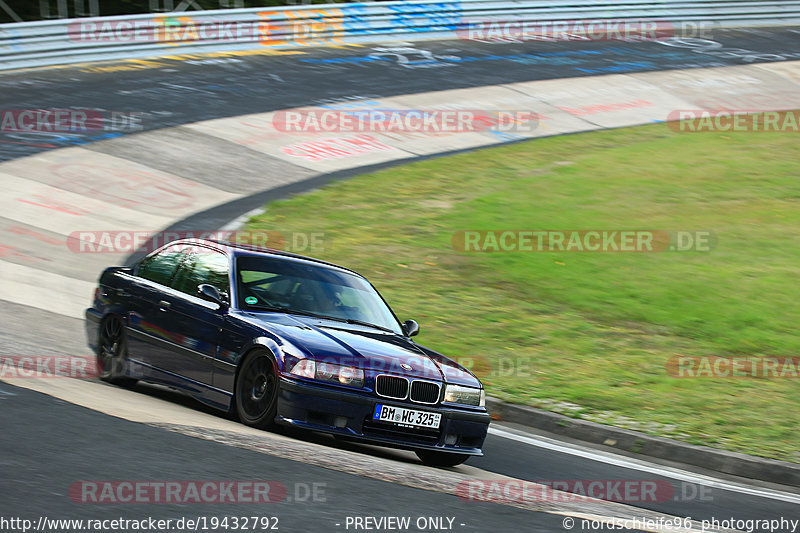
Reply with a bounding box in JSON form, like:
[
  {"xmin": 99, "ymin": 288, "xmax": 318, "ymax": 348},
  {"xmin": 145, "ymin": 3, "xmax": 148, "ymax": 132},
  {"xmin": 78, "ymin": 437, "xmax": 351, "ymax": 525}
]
[
  {"xmin": 288, "ymin": 359, "xmax": 364, "ymax": 388},
  {"xmin": 335, "ymin": 364, "xmax": 364, "ymax": 387},
  {"xmin": 444, "ymin": 384, "xmax": 485, "ymax": 407}
]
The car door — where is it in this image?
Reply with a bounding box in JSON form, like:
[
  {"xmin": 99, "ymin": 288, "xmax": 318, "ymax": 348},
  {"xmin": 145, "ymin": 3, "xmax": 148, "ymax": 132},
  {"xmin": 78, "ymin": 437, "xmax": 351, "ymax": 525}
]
[
  {"xmin": 150, "ymin": 245, "xmax": 229, "ymax": 388},
  {"xmin": 126, "ymin": 243, "xmax": 190, "ymax": 370}
]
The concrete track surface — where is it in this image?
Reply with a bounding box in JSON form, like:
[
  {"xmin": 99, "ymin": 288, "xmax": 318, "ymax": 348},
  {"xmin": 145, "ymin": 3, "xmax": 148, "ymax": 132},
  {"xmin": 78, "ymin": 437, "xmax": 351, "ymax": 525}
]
[{"xmin": 2, "ymin": 27, "xmax": 800, "ymax": 533}]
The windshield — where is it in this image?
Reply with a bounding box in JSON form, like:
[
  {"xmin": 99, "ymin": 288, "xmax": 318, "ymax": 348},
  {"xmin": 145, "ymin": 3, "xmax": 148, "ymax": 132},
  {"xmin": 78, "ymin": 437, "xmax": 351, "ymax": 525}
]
[{"xmin": 236, "ymin": 255, "xmax": 402, "ymax": 334}]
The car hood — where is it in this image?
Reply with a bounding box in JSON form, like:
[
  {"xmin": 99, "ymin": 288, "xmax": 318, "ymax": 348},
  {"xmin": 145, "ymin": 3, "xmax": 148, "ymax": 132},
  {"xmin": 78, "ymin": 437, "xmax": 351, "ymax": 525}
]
[{"xmin": 244, "ymin": 312, "xmax": 481, "ymax": 387}]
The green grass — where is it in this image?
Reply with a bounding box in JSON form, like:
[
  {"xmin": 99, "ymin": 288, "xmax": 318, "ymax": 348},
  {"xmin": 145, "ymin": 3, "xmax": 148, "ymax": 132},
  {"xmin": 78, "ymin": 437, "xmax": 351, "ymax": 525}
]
[{"xmin": 243, "ymin": 124, "xmax": 800, "ymax": 462}]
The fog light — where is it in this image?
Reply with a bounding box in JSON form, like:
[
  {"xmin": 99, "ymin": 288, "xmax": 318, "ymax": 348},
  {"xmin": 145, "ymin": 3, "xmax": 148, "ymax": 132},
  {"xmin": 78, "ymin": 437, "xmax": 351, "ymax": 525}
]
[
  {"xmin": 334, "ymin": 416, "xmax": 348, "ymax": 428},
  {"xmin": 444, "ymin": 434, "xmax": 458, "ymax": 446}
]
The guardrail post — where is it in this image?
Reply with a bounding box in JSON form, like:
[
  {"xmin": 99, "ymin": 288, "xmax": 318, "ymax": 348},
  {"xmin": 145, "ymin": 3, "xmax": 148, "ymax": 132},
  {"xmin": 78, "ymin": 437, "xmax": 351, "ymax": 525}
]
[
  {"xmin": 149, "ymin": 0, "xmax": 175, "ymax": 12},
  {"xmin": 39, "ymin": 0, "xmax": 69, "ymax": 19},
  {"xmin": 73, "ymin": 0, "xmax": 99, "ymax": 17}
]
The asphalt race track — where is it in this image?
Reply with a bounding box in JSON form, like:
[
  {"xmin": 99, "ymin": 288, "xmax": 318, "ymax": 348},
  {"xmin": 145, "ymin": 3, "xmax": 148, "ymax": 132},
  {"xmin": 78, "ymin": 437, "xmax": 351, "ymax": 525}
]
[
  {"xmin": 0, "ymin": 384, "xmax": 570, "ymax": 532},
  {"xmin": 3, "ymin": 27, "xmax": 800, "ymax": 162},
  {"xmin": 2, "ymin": 26, "xmax": 800, "ymax": 533}
]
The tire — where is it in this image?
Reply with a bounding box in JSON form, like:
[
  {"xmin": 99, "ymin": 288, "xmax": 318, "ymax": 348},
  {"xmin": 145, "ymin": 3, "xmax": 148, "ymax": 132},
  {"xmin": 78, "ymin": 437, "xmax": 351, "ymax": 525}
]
[
  {"xmin": 97, "ymin": 315, "xmax": 137, "ymax": 387},
  {"xmin": 235, "ymin": 350, "xmax": 279, "ymax": 429},
  {"xmin": 415, "ymin": 450, "xmax": 470, "ymax": 467}
]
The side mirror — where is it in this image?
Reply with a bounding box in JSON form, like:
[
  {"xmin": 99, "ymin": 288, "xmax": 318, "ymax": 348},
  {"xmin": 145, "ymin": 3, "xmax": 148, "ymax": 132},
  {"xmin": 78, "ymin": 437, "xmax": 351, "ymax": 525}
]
[
  {"xmin": 197, "ymin": 284, "xmax": 227, "ymax": 308},
  {"xmin": 402, "ymin": 319, "xmax": 420, "ymax": 337}
]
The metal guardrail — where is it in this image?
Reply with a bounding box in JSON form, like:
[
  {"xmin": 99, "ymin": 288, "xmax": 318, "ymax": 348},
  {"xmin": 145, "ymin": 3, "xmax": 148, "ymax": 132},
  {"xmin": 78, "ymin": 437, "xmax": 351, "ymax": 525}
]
[{"xmin": 2, "ymin": 0, "xmax": 800, "ymax": 71}]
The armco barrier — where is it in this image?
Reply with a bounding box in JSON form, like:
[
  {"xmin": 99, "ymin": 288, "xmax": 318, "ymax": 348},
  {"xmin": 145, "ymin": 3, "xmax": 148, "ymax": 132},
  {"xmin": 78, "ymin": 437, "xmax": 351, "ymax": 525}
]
[{"xmin": 1, "ymin": 0, "xmax": 800, "ymax": 70}]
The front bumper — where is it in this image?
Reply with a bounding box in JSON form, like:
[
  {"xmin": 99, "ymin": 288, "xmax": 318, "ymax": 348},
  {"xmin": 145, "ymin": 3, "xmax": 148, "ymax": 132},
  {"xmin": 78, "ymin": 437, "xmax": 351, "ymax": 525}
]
[{"xmin": 276, "ymin": 376, "xmax": 490, "ymax": 455}]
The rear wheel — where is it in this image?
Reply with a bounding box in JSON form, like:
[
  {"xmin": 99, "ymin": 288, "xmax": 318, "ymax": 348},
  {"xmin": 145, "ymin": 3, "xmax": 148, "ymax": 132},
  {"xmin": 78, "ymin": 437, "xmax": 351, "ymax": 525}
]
[
  {"xmin": 97, "ymin": 315, "xmax": 137, "ymax": 387},
  {"xmin": 415, "ymin": 450, "xmax": 470, "ymax": 467},
  {"xmin": 235, "ymin": 350, "xmax": 279, "ymax": 429}
]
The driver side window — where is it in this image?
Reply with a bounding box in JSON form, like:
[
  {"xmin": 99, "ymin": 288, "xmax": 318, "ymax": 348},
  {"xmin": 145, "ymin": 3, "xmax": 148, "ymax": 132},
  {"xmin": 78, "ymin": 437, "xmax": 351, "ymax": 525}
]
[
  {"xmin": 137, "ymin": 244, "xmax": 187, "ymax": 286},
  {"xmin": 172, "ymin": 248, "xmax": 230, "ymax": 301}
]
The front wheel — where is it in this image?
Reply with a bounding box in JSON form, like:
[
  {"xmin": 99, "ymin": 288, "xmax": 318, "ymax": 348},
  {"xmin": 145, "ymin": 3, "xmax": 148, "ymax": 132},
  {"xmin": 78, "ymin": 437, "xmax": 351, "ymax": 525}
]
[
  {"xmin": 97, "ymin": 315, "xmax": 137, "ymax": 387},
  {"xmin": 235, "ymin": 350, "xmax": 279, "ymax": 429},
  {"xmin": 415, "ymin": 450, "xmax": 470, "ymax": 467}
]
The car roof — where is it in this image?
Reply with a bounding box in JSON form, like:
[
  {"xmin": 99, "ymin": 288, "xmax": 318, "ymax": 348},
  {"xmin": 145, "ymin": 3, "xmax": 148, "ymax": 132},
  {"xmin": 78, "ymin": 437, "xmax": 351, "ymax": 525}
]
[{"xmin": 175, "ymin": 238, "xmax": 362, "ymax": 277}]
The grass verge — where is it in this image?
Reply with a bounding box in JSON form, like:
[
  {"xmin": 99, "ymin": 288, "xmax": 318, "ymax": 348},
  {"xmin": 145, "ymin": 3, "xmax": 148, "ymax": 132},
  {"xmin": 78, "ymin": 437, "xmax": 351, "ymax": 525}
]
[{"xmin": 243, "ymin": 124, "xmax": 800, "ymax": 462}]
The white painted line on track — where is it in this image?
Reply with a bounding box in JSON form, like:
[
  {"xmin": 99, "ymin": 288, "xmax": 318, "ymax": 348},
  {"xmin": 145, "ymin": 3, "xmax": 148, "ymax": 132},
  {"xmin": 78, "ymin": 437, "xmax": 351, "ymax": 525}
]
[
  {"xmin": 219, "ymin": 207, "xmax": 267, "ymax": 232},
  {"xmin": 489, "ymin": 426, "xmax": 800, "ymax": 505}
]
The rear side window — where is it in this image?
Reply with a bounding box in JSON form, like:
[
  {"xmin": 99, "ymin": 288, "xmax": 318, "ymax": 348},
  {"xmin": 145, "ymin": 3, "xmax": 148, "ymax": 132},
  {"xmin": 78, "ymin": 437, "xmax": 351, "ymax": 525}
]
[
  {"xmin": 137, "ymin": 244, "xmax": 187, "ymax": 286},
  {"xmin": 172, "ymin": 248, "xmax": 230, "ymax": 300}
]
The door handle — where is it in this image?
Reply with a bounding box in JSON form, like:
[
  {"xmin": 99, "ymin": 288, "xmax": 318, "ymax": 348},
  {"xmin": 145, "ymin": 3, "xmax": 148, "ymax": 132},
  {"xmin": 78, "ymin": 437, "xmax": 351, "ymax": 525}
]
[{"xmin": 158, "ymin": 300, "xmax": 171, "ymax": 311}]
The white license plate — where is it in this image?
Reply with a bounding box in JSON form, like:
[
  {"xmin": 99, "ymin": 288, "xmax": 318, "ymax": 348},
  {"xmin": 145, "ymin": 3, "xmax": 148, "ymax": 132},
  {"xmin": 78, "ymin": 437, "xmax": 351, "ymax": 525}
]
[{"xmin": 373, "ymin": 404, "xmax": 441, "ymax": 429}]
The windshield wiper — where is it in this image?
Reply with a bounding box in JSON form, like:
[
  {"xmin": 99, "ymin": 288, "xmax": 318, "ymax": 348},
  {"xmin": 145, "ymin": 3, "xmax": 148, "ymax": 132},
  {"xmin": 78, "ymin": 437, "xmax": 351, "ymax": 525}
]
[
  {"xmin": 340, "ymin": 317, "xmax": 396, "ymax": 334},
  {"xmin": 245, "ymin": 304, "xmax": 291, "ymax": 313}
]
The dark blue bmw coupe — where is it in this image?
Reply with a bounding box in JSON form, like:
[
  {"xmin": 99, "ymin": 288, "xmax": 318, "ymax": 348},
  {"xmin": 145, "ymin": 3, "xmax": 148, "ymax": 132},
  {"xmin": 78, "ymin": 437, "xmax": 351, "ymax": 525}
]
[{"xmin": 85, "ymin": 239, "xmax": 490, "ymax": 466}]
